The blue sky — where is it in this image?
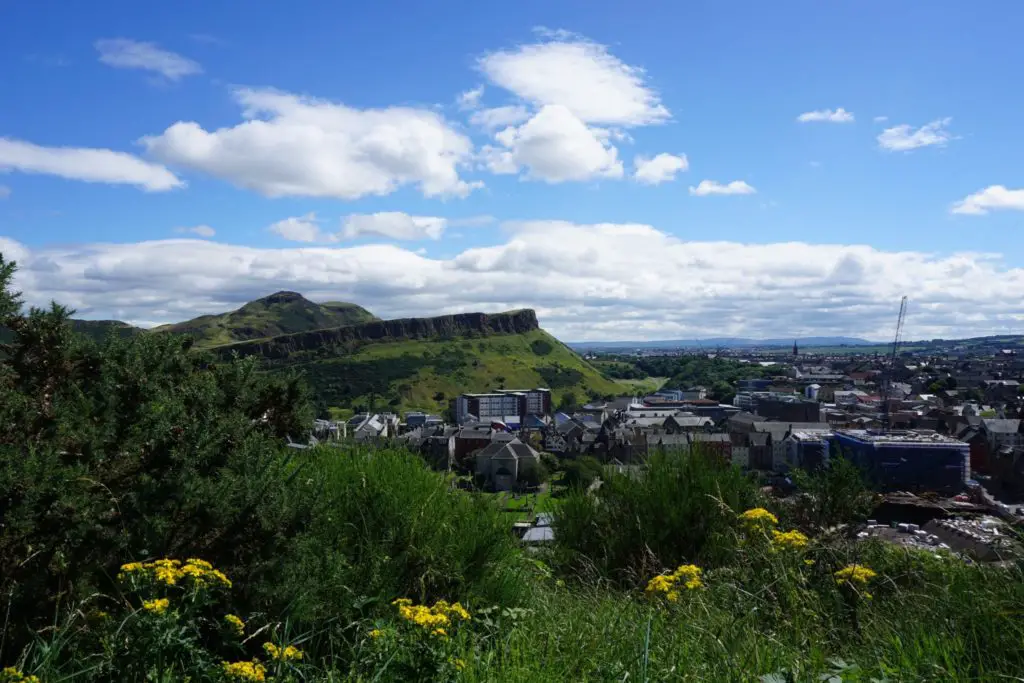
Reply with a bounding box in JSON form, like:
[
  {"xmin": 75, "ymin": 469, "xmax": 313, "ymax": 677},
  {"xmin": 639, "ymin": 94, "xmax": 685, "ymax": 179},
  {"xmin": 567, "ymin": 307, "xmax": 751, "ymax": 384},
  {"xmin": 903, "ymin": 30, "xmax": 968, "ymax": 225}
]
[{"xmin": 2, "ymin": 1, "xmax": 1024, "ymax": 340}]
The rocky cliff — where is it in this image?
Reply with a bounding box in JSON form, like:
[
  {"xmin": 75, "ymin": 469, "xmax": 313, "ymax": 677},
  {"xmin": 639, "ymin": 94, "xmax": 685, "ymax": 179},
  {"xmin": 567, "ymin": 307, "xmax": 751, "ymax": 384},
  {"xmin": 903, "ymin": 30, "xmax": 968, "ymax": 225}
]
[{"xmin": 216, "ymin": 309, "xmax": 540, "ymax": 360}]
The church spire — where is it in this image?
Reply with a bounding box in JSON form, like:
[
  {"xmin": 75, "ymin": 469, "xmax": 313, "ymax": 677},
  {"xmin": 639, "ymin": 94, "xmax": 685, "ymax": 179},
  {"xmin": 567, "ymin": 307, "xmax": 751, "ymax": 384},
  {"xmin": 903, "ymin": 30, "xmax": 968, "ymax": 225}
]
[{"xmin": 792, "ymin": 339, "xmax": 799, "ymax": 357}]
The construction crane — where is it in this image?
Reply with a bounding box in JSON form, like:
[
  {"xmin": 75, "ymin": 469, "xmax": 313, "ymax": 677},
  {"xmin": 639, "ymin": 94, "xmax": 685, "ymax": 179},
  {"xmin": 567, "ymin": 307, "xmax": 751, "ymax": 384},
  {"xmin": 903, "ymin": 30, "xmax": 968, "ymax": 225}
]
[{"xmin": 881, "ymin": 296, "xmax": 908, "ymax": 432}]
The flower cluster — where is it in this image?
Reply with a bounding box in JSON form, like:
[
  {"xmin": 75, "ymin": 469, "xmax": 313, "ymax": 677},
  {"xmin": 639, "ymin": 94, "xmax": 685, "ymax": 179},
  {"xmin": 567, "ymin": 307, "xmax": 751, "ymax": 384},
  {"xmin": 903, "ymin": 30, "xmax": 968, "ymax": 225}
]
[
  {"xmin": 834, "ymin": 564, "xmax": 877, "ymax": 586},
  {"xmin": 222, "ymin": 660, "xmax": 266, "ymax": 682},
  {"xmin": 142, "ymin": 598, "xmax": 170, "ymax": 614},
  {"xmin": 224, "ymin": 614, "xmax": 245, "ymax": 636},
  {"xmin": 645, "ymin": 564, "xmax": 703, "ymax": 602},
  {"xmin": 393, "ymin": 598, "xmax": 471, "ymax": 637},
  {"xmin": 1, "ymin": 668, "xmax": 40, "ymax": 683},
  {"xmin": 263, "ymin": 642, "xmax": 304, "ymax": 662},
  {"xmin": 118, "ymin": 558, "xmax": 232, "ymax": 589},
  {"xmin": 739, "ymin": 507, "xmax": 778, "ymax": 530},
  {"xmin": 771, "ymin": 529, "xmax": 809, "ymax": 551}
]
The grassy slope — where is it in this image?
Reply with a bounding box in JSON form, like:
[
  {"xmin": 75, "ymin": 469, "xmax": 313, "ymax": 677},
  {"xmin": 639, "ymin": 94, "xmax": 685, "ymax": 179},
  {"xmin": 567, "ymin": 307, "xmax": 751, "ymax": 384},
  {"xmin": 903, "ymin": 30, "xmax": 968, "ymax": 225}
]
[
  {"xmin": 286, "ymin": 328, "xmax": 622, "ymax": 413},
  {"xmin": 154, "ymin": 292, "xmax": 378, "ymax": 348}
]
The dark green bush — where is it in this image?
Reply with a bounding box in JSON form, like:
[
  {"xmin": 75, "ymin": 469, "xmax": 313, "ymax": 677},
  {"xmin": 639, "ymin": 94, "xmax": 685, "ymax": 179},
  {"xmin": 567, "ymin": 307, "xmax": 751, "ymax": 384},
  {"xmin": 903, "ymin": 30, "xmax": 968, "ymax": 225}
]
[{"xmin": 553, "ymin": 449, "xmax": 762, "ymax": 582}]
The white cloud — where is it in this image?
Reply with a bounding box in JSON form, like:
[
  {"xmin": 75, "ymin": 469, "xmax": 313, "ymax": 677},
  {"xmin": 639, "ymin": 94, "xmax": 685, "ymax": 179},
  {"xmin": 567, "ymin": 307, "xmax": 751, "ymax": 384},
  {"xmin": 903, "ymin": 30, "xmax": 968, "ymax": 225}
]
[
  {"xmin": 951, "ymin": 185, "xmax": 1024, "ymax": 216},
  {"xmin": 341, "ymin": 212, "xmax": 447, "ymax": 241},
  {"xmin": 95, "ymin": 38, "xmax": 201, "ymax": 80},
  {"xmin": 633, "ymin": 153, "xmax": 688, "ymax": 185},
  {"xmin": 268, "ymin": 213, "xmax": 329, "ymax": 243},
  {"xmin": 796, "ymin": 108, "xmax": 855, "ymax": 123},
  {"xmin": 478, "ymin": 34, "xmax": 669, "ymax": 126},
  {"xmin": 877, "ymin": 118, "xmax": 953, "ymax": 152},
  {"xmin": 174, "ymin": 225, "xmax": 215, "ymax": 238},
  {"xmin": 6, "ymin": 224, "xmax": 1024, "ymax": 341},
  {"xmin": 689, "ymin": 180, "xmax": 756, "ymax": 197},
  {"xmin": 448, "ymin": 215, "xmax": 496, "ymax": 228},
  {"xmin": 0, "ymin": 185, "xmax": 9, "ymax": 199},
  {"xmin": 873, "ymin": 115, "xmax": 888, "ymax": 123},
  {"xmin": 141, "ymin": 88, "xmax": 481, "ymax": 200},
  {"xmin": 469, "ymin": 105, "xmax": 531, "ymax": 130},
  {"xmin": 457, "ymin": 86, "xmax": 485, "ymax": 109},
  {"xmin": 482, "ymin": 104, "xmax": 623, "ymax": 182},
  {"xmin": 0, "ymin": 137, "xmax": 183, "ymax": 191}
]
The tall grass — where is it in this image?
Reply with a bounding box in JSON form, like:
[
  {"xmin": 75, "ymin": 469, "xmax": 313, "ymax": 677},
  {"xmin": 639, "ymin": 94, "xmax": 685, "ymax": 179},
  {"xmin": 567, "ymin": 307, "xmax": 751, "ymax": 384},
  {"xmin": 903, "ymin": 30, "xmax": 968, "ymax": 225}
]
[{"xmin": 553, "ymin": 448, "xmax": 763, "ymax": 583}]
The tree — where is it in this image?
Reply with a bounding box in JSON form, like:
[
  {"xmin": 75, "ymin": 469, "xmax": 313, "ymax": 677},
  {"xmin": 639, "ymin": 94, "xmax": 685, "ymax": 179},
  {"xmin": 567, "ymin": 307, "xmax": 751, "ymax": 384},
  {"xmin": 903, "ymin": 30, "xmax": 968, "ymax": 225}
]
[
  {"xmin": 789, "ymin": 453, "xmax": 877, "ymax": 534},
  {"xmin": 562, "ymin": 456, "xmax": 602, "ymax": 489},
  {"xmin": 559, "ymin": 390, "xmax": 579, "ymax": 413}
]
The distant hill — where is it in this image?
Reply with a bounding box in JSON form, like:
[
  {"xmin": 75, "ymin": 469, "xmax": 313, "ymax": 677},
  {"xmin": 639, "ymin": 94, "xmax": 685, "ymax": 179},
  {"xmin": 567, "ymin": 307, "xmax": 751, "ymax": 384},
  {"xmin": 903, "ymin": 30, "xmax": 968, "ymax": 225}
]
[
  {"xmin": 570, "ymin": 336, "xmax": 875, "ymax": 351},
  {"xmin": 153, "ymin": 291, "xmax": 378, "ymax": 348},
  {"xmin": 216, "ymin": 309, "xmax": 621, "ymax": 413}
]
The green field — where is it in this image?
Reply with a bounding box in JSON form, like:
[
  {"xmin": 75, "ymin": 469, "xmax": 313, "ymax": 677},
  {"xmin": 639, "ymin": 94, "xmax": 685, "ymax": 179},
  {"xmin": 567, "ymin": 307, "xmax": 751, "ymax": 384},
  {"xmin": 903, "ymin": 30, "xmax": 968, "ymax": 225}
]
[{"xmin": 281, "ymin": 328, "xmax": 623, "ymax": 413}]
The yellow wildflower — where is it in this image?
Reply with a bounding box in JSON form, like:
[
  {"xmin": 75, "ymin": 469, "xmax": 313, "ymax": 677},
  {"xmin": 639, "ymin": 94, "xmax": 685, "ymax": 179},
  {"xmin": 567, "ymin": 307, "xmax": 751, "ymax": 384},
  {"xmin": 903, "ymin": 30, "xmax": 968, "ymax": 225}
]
[
  {"xmin": 804, "ymin": 559, "xmax": 816, "ymax": 566},
  {"xmin": 369, "ymin": 628, "xmax": 385, "ymax": 639},
  {"xmin": 431, "ymin": 627, "xmax": 448, "ymax": 638},
  {"xmin": 771, "ymin": 529, "xmax": 809, "ymax": 551},
  {"xmin": 142, "ymin": 598, "xmax": 170, "ymax": 614},
  {"xmin": 119, "ymin": 561, "xmax": 144, "ymax": 573},
  {"xmin": 186, "ymin": 558, "xmax": 213, "ymax": 569},
  {"xmin": 224, "ymin": 614, "xmax": 245, "ymax": 636},
  {"xmin": 263, "ymin": 642, "xmax": 303, "ymax": 662},
  {"xmin": 1, "ymin": 667, "xmax": 41, "ymax": 683},
  {"xmin": 152, "ymin": 565, "xmax": 180, "ymax": 586},
  {"xmin": 452, "ymin": 658, "xmax": 467, "ymax": 671},
  {"xmin": 646, "ymin": 565, "xmax": 702, "ymax": 600},
  {"xmin": 209, "ymin": 569, "xmax": 232, "ymax": 588},
  {"xmin": 739, "ymin": 508, "xmax": 778, "ymax": 529},
  {"xmin": 834, "ymin": 564, "xmax": 878, "ymax": 586},
  {"xmin": 222, "ymin": 660, "xmax": 266, "ymax": 682},
  {"xmin": 391, "ymin": 597, "xmax": 412, "ymax": 607}
]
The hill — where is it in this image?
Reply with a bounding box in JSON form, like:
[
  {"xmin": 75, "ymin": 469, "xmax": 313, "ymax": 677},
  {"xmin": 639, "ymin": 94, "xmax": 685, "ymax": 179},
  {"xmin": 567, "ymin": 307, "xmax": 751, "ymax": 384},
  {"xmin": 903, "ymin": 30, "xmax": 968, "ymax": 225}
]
[
  {"xmin": 217, "ymin": 309, "xmax": 622, "ymax": 413},
  {"xmin": 153, "ymin": 291, "xmax": 378, "ymax": 347}
]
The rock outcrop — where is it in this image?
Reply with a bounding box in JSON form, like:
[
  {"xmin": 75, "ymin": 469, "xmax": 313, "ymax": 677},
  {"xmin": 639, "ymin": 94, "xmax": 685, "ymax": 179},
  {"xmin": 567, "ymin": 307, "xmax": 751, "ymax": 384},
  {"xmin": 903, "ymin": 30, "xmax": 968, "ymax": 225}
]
[{"xmin": 216, "ymin": 309, "xmax": 540, "ymax": 360}]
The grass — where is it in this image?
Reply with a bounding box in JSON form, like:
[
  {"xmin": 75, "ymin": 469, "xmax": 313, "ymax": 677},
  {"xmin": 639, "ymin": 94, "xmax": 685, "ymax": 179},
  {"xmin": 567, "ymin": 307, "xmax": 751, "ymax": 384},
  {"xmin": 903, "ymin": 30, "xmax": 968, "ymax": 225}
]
[
  {"xmin": 153, "ymin": 291, "xmax": 377, "ymax": 347},
  {"xmin": 286, "ymin": 328, "xmax": 622, "ymax": 413},
  {"xmin": 9, "ymin": 446, "xmax": 1024, "ymax": 681}
]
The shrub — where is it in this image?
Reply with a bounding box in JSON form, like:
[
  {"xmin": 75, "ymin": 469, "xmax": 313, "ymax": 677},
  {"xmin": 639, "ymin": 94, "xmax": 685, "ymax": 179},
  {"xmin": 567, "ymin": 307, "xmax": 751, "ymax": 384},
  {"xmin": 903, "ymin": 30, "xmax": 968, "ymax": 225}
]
[
  {"xmin": 554, "ymin": 449, "xmax": 762, "ymax": 582},
  {"xmin": 530, "ymin": 339, "xmax": 554, "ymax": 356}
]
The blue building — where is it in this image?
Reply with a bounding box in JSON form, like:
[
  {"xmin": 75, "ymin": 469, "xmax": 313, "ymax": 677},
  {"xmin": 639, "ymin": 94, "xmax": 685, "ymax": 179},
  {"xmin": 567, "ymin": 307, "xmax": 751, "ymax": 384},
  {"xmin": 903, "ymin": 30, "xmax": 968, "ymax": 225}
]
[{"xmin": 829, "ymin": 430, "xmax": 970, "ymax": 494}]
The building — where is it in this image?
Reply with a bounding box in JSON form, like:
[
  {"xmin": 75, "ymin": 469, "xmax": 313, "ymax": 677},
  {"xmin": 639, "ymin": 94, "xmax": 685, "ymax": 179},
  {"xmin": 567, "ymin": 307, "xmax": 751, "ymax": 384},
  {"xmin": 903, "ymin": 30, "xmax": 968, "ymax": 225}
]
[
  {"xmin": 830, "ymin": 429, "xmax": 970, "ymax": 494},
  {"xmin": 783, "ymin": 428, "xmax": 834, "ymax": 470},
  {"xmin": 455, "ymin": 388, "xmax": 551, "ymax": 423},
  {"xmin": 474, "ymin": 438, "xmax": 542, "ymax": 491},
  {"xmin": 756, "ymin": 394, "xmax": 822, "ymax": 422}
]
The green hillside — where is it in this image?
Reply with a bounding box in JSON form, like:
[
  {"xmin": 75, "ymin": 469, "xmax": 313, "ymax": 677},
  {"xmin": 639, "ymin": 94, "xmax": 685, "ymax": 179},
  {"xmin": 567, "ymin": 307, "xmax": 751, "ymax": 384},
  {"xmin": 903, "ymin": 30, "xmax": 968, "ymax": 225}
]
[
  {"xmin": 264, "ymin": 327, "xmax": 622, "ymax": 414},
  {"xmin": 1, "ymin": 318, "xmax": 139, "ymax": 345},
  {"xmin": 154, "ymin": 291, "xmax": 378, "ymax": 347}
]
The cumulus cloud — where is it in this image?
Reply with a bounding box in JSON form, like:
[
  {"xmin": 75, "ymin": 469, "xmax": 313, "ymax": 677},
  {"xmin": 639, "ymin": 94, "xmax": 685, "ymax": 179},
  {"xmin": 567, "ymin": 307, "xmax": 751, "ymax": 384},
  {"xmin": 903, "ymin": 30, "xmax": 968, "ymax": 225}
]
[
  {"xmin": 140, "ymin": 88, "xmax": 481, "ymax": 200},
  {"xmin": 174, "ymin": 225, "xmax": 215, "ymax": 238},
  {"xmin": 877, "ymin": 118, "xmax": 953, "ymax": 152},
  {"xmin": 0, "ymin": 137, "xmax": 183, "ymax": 191},
  {"xmin": 796, "ymin": 108, "xmax": 855, "ymax": 123},
  {"xmin": 634, "ymin": 153, "xmax": 688, "ymax": 185},
  {"xmin": 469, "ymin": 105, "xmax": 531, "ymax": 130},
  {"xmin": 95, "ymin": 38, "xmax": 202, "ymax": 80},
  {"xmin": 951, "ymin": 185, "xmax": 1024, "ymax": 216},
  {"xmin": 341, "ymin": 212, "xmax": 447, "ymax": 241},
  {"xmin": 4, "ymin": 223, "xmax": 1021, "ymax": 341},
  {"xmin": 482, "ymin": 104, "xmax": 623, "ymax": 182},
  {"xmin": 689, "ymin": 180, "xmax": 756, "ymax": 197},
  {"xmin": 457, "ymin": 85, "xmax": 485, "ymax": 109},
  {"xmin": 268, "ymin": 213, "xmax": 329, "ymax": 243},
  {"xmin": 478, "ymin": 34, "xmax": 668, "ymax": 126},
  {"xmin": 472, "ymin": 32, "xmax": 668, "ymax": 184}
]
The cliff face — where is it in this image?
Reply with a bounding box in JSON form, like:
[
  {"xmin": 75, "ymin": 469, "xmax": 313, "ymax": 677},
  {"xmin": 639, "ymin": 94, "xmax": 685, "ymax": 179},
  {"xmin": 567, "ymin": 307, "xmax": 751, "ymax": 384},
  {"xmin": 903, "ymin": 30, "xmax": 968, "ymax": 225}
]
[{"xmin": 217, "ymin": 309, "xmax": 540, "ymax": 360}]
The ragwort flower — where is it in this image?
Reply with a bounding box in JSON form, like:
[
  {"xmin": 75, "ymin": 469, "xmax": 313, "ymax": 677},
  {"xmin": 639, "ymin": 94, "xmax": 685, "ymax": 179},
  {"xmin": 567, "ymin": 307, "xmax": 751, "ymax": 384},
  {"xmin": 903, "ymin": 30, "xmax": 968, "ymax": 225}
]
[{"xmin": 222, "ymin": 660, "xmax": 266, "ymax": 682}]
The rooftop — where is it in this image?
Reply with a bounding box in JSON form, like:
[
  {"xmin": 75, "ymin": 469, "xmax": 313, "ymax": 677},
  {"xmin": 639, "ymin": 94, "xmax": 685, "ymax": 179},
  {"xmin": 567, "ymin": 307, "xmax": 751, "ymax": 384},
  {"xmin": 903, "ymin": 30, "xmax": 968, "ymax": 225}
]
[{"xmin": 834, "ymin": 429, "xmax": 965, "ymax": 446}]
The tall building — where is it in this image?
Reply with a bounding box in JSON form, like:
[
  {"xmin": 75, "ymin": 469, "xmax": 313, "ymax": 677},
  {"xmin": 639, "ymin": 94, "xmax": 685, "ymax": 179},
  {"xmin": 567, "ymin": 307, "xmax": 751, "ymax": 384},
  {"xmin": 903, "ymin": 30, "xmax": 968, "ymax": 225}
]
[
  {"xmin": 829, "ymin": 429, "xmax": 970, "ymax": 493},
  {"xmin": 455, "ymin": 388, "xmax": 552, "ymax": 424}
]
